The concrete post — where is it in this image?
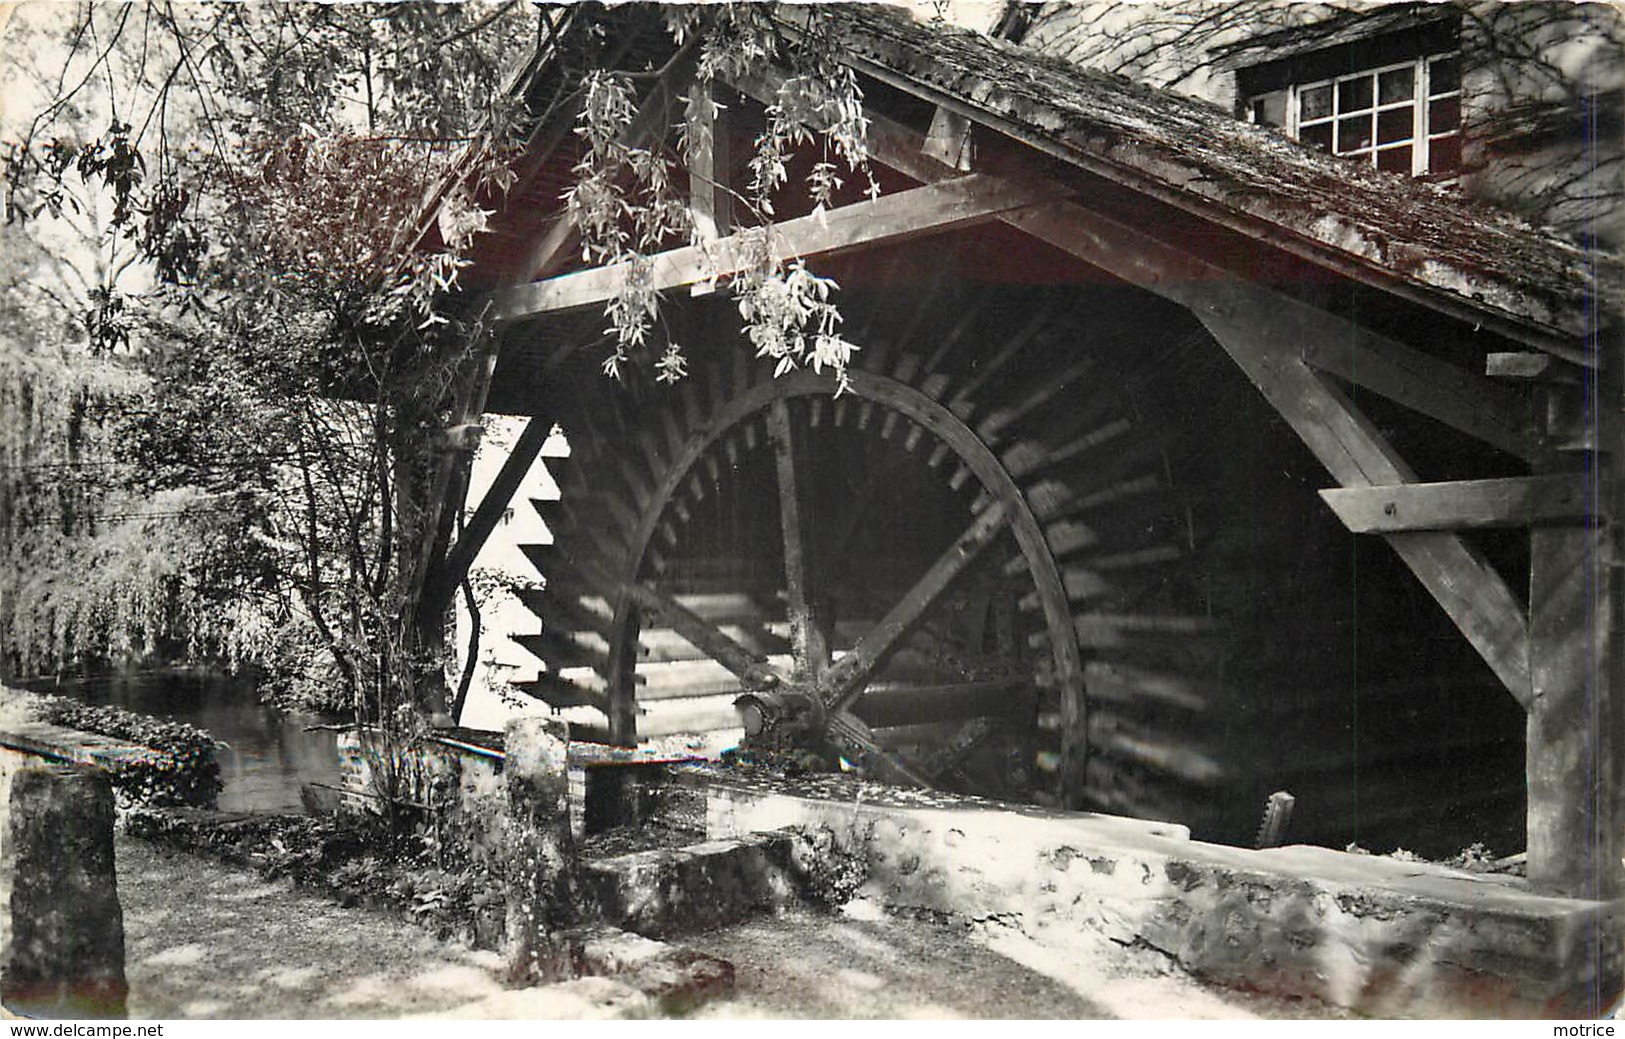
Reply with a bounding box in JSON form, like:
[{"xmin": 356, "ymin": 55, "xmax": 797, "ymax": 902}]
[
  {"xmin": 1, "ymin": 765, "xmax": 127, "ymax": 1019},
  {"xmin": 502, "ymin": 717, "xmax": 579, "ymax": 982}
]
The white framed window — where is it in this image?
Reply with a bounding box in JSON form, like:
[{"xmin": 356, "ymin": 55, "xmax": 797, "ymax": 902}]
[{"xmin": 1248, "ymin": 52, "xmax": 1461, "ymax": 178}]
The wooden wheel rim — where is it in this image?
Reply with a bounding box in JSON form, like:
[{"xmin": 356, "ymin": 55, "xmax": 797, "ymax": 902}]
[{"xmin": 601, "ymin": 366, "xmax": 1085, "ymax": 791}]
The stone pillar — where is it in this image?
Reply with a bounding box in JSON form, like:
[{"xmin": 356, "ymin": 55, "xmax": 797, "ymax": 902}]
[
  {"xmin": 503, "ymin": 717, "xmax": 579, "ymax": 982},
  {"xmin": 1, "ymin": 765, "xmax": 127, "ymax": 1019}
]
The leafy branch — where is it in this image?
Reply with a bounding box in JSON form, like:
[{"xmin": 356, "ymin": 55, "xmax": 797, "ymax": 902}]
[{"xmin": 563, "ymin": 5, "xmax": 874, "ymax": 393}]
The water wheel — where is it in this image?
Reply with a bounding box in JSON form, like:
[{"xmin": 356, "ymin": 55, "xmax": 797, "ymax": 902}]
[{"xmin": 512, "ymin": 267, "xmax": 1228, "ymax": 814}]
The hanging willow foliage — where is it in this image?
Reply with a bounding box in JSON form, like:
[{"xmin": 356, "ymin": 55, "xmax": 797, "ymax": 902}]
[{"xmin": 1, "ymin": 3, "xmax": 884, "ymax": 742}]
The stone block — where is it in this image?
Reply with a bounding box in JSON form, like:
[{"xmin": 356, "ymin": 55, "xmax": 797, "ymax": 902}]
[
  {"xmin": 581, "ymin": 831, "xmax": 799, "ymax": 938},
  {"xmin": 503, "ymin": 717, "xmax": 579, "ymax": 983},
  {"xmin": 583, "ymin": 763, "xmax": 698, "ymax": 836},
  {"xmin": 0, "ymin": 765, "xmax": 126, "ymax": 1019},
  {"xmin": 574, "ymin": 927, "xmax": 735, "ymax": 1014}
]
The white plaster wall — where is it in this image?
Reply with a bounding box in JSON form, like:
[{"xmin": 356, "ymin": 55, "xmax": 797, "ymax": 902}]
[{"xmin": 452, "ymin": 415, "xmax": 570, "ymax": 732}]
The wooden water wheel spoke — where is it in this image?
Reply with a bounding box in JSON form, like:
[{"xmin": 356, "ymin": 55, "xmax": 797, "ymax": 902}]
[
  {"xmin": 621, "ymin": 581, "xmax": 783, "ymax": 690},
  {"xmin": 852, "ymin": 678, "xmax": 1029, "ymax": 728},
  {"xmin": 817, "ymin": 498, "xmax": 1012, "ymax": 714},
  {"xmin": 826, "ymin": 711, "xmax": 932, "ymax": 787},
  {"xmin": 767, "ymin": 397, "xmax": 830, "ymax": 678},
  {"xmin": 519, "ymin": 300, "xmax": 1209, "ymax": 809},
  {"xmin": 577, "ymin": 562, "xmax": 781, "ymax": 689}
]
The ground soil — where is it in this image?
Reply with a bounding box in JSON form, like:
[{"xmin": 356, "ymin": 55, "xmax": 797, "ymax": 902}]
[
  {"xmin": 686, "ymin": 899, "xmax": 1352, "ymax": 1020},
  {"xmin": 117, "ymin": 837, "xmax": 515, "ymax": 1019},
  {"xmin": 114, "ymin": 835, "xmax": 1353, "ymax": 1020}
]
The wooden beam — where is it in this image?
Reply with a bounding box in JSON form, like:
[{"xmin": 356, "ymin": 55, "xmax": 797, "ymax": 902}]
[
  {"xmin": 1526, "ymin": 513, "xmax": 1621, "ymax": 899},
  {"xmin": 1487, "ymin": 351, "xmax": 1566, "ymax": 381},
  {"xmin": 922, "ymin": 106, "xmax": 973, "ymax": 170},
  {"xmin": 1303, "ymin": 334, "xmax": 1538, "ymax": 462},
  {"xmin": 1200, "ymin": 308, "xmax": 1533, "ymax": 708},
  {"xmin": 1319, "ymin": 474, "xmax": 1595, "ymax": 533},
  {"xmin": 425, "ymin": 417, "xmax": 553, "ymax": 611},
  {"xmin": 817, "ymin": 499, "xmax": 1011, "ymax": 712},
  {"xmin": 686, "ymin": 79, "xmax": 730, "ymax": 242},
  {"xmin": 489, "ymin": 173, "xmax": 1059, "ymax": 321},
  {"xmin": 766, "ymin": 399, "xmax": 830, "ymax": 677}
]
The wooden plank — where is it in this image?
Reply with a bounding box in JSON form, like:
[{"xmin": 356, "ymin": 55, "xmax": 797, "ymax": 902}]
[
  {"xmin": 636, "ymin": 624, "xmax": 786, "ymax": 664},
  {"xmin": 513, "ymin": 631, "xmax": 609, "ymax": 671},
  {"xmin": 1083, "ymin": 661, "xmax": 1212, "ymax": 713},
  {"xmin": 686, "ymin": 79, "xmax": 730, "ymax": 242},
  {"xmin": 1486, "ymin": 352, "xmax": 1561, "ymax": 380},
  {"xmin": 816, "ymin": 500, "xmax": 1011, "ymax": 712},
  {"xmin": 1089, "ymin": 719, "xmax": 1225, "ymax": 786},
  {"xmin": 511, "ymin": 673, "xmax": 610, "ymax": 713},
  {"xmin": 1320, "ymin": 474, "xmax": 1595, "ymax": 533},
  {"xmin": 489, "ymin": 173, "xmax": 1059, "ymax": 321}
]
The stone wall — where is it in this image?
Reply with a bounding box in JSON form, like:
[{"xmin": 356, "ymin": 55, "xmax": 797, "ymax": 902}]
[
  {"xmin": 335, "ymin": 729, "xmax": 507, "ymax": 859},
  {"xmin": 335, "ymin": 728, "xmax": 704, "ymax": 861},
  {"xmin": 685, "ymin": 765, "xmax": 1623, "ymax": 1019}
]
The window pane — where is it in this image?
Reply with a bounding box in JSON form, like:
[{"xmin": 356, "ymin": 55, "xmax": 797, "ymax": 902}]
[
  {"xmin": 1338, "ymin": 76, "xmax": 1374, "ymax": 113},
  {"xmin": 1251, "ymin": 91, "xmax": 1288, "ymax": 128},
  {"xmin": 1300, "ymin": 84, "xmax": 1333, "ymax": 121},
  {"xmin": 1429, "ymin": 55, "xmax": 1460, "ymax": 95},
  {"xmin": 1337, "ymin": 114, "xmax": 1373, "ymax": 153},
  {"xmin": 1301, "ymin": 122, "xmax": 1334, "ymax": 153},
  {"xmin": 1429, "ymin": 96, "xmax": 1461, "ymax": 135},
  {"xmin": 1378, "ymin": 67, "xmax": 1415, "ymax": 104},
  {"xmin": 1428, "ymin": 134, "xmax": 1461, "ymax": 175},
  {"xmin": 1377, "ymin": 145, "xmax": 1413, "ymax": 173},
  {"xmin": 1377, "ymin": 108, "xmax": 1414, "ymax": 145}
]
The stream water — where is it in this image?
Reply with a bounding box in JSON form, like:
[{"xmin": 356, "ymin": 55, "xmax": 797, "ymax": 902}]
[{"xmin": 24, "ymin": 669, "xmax": 342, "ymax": 813}]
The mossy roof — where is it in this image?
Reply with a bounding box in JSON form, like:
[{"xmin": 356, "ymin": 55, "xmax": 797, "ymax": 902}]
[{"xmin": 813, "ymin": 4, "xmax": 1616, "ymax": 354}]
